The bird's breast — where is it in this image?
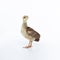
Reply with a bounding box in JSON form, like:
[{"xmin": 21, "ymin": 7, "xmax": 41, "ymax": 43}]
[{"xmin": 21, "ymin": 27, "xmax": 27, "ymax": 36}]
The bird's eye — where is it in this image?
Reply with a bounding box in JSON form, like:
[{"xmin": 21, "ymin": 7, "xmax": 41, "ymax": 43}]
[{"xmin": 24, "ymin": 17, "xmax": 26, "ymax": 18}]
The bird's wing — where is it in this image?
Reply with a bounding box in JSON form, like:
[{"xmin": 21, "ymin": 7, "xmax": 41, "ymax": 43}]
[{"xmin": 26, "ymin": 27, "xmax": 38, "ymax": 37}]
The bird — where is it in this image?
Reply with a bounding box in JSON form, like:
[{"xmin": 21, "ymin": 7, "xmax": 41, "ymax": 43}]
[{"xmin": 21, "ymin": 16, "xmax": 40, "ymax": 48}]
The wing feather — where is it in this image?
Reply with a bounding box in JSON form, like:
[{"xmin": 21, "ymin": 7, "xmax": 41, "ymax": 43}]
[{"xmin": 26, "ymin": 27, "xmax": 40, "ymax": 38}]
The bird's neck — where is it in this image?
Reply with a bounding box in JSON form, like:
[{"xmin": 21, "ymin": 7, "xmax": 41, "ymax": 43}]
[{"xmin": 22, "ymin": 22, "xmax": 27, "ymax": 28}]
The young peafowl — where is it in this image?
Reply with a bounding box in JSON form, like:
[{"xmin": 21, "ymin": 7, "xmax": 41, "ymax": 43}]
[{"xmin": 21, "ymin": 16, "xmax": 40, "ymax": 48}]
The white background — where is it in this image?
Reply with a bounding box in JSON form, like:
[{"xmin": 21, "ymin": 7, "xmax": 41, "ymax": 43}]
[{"xmin": 0, "ymin": 0, "xmax": 60, "ymax": 60}]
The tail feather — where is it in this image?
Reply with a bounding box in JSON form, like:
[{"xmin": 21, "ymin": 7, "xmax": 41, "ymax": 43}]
[
  {"xmin": 34, "ymin": 33, "xmax": 40, "ymax": 42},
  {"xmin": 34, "ymin": 38, "xmax": 40, "ymax": 42}
]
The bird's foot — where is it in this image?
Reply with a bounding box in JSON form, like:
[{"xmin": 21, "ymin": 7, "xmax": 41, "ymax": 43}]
[{"xmin": 23, "ymin": 45, "xmax": 32, "ymax": 48}]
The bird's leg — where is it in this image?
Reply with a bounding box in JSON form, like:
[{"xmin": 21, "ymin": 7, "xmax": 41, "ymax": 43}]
[
  {"xmin": 28, "ymin": 40, "xmax": 32, "ymax": 47},
  {"xmin": 23, "ymin": 40, "xmax": 32, "ymax": 48}
]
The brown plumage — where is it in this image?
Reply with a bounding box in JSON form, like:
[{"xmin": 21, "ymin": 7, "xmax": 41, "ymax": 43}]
[{"xmin": 26, "ymin": 27, "xmax": 40, "ymax": 42}]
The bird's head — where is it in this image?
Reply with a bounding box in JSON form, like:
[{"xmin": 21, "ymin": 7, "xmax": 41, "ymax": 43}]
[{"xmin": 23, "ymin": 16, "xmax": 28, "ymax": 23}]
